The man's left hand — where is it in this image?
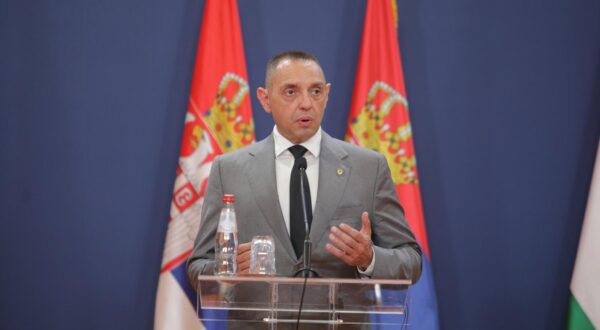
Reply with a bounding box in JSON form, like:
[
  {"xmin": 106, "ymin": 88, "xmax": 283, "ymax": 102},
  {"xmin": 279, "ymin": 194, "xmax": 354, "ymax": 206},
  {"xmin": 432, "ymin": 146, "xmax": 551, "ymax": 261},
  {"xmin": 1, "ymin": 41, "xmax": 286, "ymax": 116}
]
[{"xmin": 326, "ymin": 211, "xmax": 373, "ymax": 269}]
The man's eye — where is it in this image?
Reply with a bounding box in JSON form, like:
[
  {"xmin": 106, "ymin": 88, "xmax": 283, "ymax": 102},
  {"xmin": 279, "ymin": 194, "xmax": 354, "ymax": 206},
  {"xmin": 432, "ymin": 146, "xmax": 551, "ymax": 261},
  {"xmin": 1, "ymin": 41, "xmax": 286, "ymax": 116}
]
[
  {"xmin": 311, "ymin": 89, "xmax": 322, "ymax": 96},
  {"xmin": 284, "ymin": 89, "xmax": 295, "ymax": 96}
]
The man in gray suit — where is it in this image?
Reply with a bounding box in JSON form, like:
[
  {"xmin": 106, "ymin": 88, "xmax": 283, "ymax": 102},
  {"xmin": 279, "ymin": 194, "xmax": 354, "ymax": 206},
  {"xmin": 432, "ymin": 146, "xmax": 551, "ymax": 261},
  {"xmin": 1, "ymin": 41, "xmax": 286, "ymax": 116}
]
[{"xmin": 187, "ymin": 50, "xmax": 421, "ymax": 296}]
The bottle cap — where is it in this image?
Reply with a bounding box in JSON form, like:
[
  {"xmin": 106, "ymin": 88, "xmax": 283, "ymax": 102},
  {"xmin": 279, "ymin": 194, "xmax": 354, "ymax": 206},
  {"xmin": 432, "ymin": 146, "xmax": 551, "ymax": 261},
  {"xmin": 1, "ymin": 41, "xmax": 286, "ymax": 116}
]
[{"xmin": 223, "ymin": 194, "xmax": 235, "ymax": 203}]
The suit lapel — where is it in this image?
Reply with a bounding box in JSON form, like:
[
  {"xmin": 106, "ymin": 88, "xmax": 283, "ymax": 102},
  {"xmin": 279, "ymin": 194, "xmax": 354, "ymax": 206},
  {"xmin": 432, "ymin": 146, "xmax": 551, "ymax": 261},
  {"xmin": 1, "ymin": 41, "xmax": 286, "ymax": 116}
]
[
  {"xmin": 311, "ymin": 133, "xmax": 350, "ymax": 244},
  {"xmin": 244, "ymin": 135, "xmax": 297, "ymax": 262}
]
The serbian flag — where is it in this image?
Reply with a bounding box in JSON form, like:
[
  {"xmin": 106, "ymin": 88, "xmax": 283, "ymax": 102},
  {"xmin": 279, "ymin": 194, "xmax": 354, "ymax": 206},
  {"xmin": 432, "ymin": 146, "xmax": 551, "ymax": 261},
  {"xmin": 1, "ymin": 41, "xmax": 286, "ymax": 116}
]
[
  {"xmin": 345, "ymin": 0, "xmax": 439, "ymax": 328},
  {"xmin": 154, "ymin": 0, "xmax": 254, "ymax": 329},
  {"xmin": 568, "ymin": 139, "xmax": 600, "ymax": 330}
]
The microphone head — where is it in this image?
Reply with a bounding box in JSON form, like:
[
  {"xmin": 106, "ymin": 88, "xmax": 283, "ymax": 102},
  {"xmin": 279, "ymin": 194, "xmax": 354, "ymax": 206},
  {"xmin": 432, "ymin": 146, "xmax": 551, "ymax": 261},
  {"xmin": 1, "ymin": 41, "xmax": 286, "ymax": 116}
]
[{"xmin": 297, "ymin": 157, "xmax": 307, "ymax": 170}]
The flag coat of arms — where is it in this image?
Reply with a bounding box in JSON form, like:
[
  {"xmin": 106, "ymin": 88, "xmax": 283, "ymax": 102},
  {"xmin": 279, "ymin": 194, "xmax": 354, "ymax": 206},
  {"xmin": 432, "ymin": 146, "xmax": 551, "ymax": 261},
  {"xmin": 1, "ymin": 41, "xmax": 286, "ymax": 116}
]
[
  {"xmin": 154, "ymin": 0, "xmax": 254, "ymax": 329},
  {"xmin": 346, "ymin": 0, "xmax": 440, "ymax": 328}
]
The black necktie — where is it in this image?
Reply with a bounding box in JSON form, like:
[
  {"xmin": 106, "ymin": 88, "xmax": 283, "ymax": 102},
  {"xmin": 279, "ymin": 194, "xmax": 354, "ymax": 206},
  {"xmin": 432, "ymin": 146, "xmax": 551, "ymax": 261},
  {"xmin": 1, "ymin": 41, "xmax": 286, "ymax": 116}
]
[{"xmin": 289, "ymin": 145, "xmax": 312, "ymax": 259}]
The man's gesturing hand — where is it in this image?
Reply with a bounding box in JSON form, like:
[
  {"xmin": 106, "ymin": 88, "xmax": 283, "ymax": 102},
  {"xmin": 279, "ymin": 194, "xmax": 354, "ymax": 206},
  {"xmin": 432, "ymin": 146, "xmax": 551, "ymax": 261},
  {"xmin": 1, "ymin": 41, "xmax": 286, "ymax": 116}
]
[{"xmin": 326, "ymin": 211, "xmax": 374, "ymax": 269}]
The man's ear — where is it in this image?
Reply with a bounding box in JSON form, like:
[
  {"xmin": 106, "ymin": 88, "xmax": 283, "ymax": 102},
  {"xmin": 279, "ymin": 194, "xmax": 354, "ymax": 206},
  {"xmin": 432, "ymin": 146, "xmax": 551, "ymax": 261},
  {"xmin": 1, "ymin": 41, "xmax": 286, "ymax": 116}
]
[
  {"xmin": 323, "ymin": 83, "xmax": 331, "ymax": 107},
  {"xmin": 257, "ymin": 87, "xmax": 271, "ymax": 113}
]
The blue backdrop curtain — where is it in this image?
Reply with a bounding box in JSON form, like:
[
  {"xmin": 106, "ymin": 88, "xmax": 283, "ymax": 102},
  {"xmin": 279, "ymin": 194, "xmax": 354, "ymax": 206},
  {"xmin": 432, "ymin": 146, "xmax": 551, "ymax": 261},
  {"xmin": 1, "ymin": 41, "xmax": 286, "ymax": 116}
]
[{"xmin": 1, "ymin": 0, "xmax": 599, "ymax": 329}]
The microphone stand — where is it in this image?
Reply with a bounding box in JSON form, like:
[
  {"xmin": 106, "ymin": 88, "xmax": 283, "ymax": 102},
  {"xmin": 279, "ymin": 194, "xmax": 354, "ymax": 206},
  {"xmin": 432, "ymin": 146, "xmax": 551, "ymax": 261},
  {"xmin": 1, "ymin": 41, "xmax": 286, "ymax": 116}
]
[
  {"xmin": 293, "ymin": 166, "xmax": 319, "ymax": 330},
  {"xmin": 294, "ymin": 167, "xmax": 319, "ymax": 278}
]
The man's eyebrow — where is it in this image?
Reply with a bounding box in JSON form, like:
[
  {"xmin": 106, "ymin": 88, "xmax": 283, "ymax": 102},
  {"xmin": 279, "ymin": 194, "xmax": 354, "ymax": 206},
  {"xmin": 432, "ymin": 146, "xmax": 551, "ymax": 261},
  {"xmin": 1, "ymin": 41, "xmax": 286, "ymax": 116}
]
[
  {"xmin": 280, "ymin": 83, "xmax": 298, "ymax": 89},
  {"xmin": 279, "ymin": 81, "xmax": 324, "ymax": 90}
]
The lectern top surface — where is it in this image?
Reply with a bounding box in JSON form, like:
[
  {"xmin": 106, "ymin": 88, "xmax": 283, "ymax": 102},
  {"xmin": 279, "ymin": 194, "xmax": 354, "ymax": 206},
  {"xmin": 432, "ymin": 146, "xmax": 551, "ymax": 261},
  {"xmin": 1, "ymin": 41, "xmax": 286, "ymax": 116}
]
[{"xmin": 197, "ymin": 275, "xmax": 411, "ymax": 286}]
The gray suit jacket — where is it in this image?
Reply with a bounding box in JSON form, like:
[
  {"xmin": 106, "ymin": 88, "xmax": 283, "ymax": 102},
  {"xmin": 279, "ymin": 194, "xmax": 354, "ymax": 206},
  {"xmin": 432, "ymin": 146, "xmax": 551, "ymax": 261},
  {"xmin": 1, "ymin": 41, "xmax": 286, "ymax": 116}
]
[{"xmin": 187, "ymin": 132, "xmax": 422, "ymax": 290}]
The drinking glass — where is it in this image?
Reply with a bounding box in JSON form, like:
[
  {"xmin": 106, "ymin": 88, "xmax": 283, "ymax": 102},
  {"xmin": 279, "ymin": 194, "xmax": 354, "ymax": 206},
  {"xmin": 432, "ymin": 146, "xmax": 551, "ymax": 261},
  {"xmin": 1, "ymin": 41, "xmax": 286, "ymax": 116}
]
[{"xmin": 250, "ymin": 235, "xmax": 276, "ymax": 275}]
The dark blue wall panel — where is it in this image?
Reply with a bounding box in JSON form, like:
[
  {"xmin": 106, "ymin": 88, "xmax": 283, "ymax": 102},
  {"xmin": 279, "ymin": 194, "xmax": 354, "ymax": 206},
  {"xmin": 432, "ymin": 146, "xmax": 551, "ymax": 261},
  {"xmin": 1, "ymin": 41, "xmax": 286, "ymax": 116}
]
[{"xmin": 1, "ymin": 0, "xmax": 599, "ymax": 329}]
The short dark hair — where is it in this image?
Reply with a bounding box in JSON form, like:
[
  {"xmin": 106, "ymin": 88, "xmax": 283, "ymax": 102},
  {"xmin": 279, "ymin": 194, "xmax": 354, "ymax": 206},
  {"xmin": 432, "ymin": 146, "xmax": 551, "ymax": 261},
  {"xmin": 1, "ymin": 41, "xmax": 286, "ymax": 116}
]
[{"xmin": 265, "ymin": 50, "xmax": 324, "ymax": 87}]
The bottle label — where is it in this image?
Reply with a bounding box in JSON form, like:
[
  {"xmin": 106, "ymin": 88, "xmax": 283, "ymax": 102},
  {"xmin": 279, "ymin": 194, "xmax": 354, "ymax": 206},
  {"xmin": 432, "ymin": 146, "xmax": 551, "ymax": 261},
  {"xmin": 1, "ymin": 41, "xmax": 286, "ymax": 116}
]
[{"xmin": 218, "ymin": 222, "xmax": 235, "ymax": 233}]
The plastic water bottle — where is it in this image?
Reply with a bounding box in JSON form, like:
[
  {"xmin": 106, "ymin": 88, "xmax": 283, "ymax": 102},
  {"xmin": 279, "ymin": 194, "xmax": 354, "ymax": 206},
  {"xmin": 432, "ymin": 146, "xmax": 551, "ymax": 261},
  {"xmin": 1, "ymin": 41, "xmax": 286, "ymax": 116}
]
[{"xmin": 214, "ymin": 194, "xmax": 238, "ymax": 275}]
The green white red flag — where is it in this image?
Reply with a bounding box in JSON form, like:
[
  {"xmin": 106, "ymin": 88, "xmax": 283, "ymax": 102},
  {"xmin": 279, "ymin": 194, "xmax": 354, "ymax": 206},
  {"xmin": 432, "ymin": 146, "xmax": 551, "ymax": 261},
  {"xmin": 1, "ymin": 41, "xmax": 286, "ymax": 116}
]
[{"xmin": 568, "ymin": 139, "xmax": 600, "ymax": 330}]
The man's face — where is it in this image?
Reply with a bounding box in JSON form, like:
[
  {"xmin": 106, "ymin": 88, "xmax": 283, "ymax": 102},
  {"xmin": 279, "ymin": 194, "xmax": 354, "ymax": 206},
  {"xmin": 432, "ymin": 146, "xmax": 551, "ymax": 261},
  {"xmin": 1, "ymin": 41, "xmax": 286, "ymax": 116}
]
[{"xmin": 257, "ymin": 59, "xmax": 330, "ymax": 144}]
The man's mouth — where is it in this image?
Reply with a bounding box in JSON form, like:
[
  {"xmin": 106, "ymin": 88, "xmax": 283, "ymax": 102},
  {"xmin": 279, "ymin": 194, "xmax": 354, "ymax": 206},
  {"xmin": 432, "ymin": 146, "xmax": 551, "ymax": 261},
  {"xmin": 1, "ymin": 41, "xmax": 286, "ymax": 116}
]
[{"xmin": 297, "ymin": 116, "xmax": 313, "ymax": 127}]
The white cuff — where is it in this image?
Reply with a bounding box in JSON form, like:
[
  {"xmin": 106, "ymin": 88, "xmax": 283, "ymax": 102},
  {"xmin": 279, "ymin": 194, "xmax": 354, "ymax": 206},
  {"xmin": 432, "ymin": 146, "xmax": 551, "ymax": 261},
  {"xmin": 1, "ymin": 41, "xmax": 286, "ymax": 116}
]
[{"xmin": 357, "ymin": 246, "xmax": 375, "ymax": 278}]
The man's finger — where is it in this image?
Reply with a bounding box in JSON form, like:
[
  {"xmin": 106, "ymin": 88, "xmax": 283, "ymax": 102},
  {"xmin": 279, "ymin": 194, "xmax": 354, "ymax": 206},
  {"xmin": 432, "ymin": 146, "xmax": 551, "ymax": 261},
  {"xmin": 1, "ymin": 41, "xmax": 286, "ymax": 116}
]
[
  {"xmin": 237, "ymin": 250, "xmax": 251, "ymax": 263},
  {"xmin": 326, "ymin": 243, "xmax": 353, "ymax": 265},
  {"xmin": 338, "ymin": 220, "xmax": 369, "ymax": 244},
  {"xmin": 329, "ymin": 231, "xmax": 354, "ymax": 253},
  {"xmin": 360, "ymin": 211, "xmax": 372, "ymax": 237},
  {"xmin": 237, "ymin": 242, "xmax": 251, "ymax": 254},
  {"xmin": 339, "ymin": 223, "xmax": 370, "ymax": 246},
  {"xmin": 238, "ymin": 260, "xmax": 250, "ymax": 270},
  {"xmin": 331, "ymin": 226, "xmax": 358, "ymax": 249}
]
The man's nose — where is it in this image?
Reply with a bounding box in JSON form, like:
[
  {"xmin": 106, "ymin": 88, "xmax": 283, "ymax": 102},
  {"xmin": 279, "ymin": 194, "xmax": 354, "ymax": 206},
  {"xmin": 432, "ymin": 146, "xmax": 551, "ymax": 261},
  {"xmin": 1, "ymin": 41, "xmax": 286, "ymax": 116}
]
[{"xmin": 298, "ymin": 92, "xmax": 313, "ymax": 110}]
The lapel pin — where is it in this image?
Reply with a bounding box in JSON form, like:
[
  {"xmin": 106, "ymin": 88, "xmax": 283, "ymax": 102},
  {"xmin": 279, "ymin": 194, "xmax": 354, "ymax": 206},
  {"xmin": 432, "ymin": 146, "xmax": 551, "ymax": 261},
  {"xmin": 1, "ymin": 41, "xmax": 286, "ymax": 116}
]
[{"xmin": 336, "ymin": 168, "xmax": 344, "ymax": 176}]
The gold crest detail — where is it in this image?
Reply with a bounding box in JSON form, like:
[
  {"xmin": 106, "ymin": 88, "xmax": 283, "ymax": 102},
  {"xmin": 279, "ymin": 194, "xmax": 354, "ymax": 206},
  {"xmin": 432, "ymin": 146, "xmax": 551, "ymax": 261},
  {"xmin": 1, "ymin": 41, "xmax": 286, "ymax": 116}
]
[
  {"xmin": 346, "ymin": 81, "xmax": 418, "ymax": 185},
  {"xmin": 203, "ymin": 73, "xmax": 255, "ymax": 153}
]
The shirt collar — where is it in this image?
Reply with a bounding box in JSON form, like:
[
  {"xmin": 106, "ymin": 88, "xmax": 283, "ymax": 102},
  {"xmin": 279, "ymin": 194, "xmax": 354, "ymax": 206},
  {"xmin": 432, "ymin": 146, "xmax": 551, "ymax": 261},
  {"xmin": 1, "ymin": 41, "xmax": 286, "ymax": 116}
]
[{"xmin": 273, "ymin": 126, "xmax": 322, "ymax": 158}]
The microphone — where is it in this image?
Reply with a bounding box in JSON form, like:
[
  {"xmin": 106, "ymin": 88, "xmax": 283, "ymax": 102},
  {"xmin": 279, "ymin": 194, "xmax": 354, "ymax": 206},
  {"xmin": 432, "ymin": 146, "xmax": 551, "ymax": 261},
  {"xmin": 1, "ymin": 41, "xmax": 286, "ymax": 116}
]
[{"xmin": 294, "ymin": 160, "xmax": 319, "ymax": 278}]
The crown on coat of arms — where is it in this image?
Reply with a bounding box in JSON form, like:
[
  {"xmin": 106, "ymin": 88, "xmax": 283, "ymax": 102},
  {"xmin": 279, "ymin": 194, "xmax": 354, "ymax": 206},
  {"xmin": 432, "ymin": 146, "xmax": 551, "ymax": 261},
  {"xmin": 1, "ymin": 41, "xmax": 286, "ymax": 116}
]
[
  {"xmin": 347, "ymin": 81, "xmax": 418, "ymax": 185},
  {"xmin": 203, "ymin": 73, "xmax": 255, "ymax": 153}
]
